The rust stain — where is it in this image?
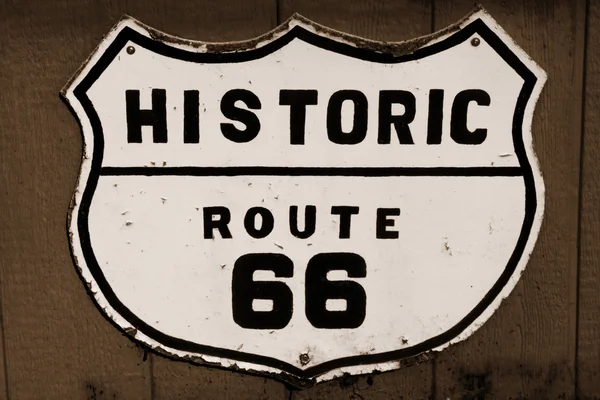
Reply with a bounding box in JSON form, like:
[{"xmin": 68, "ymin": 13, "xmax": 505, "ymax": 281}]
[
  {"xmin": 61, "ymin": 4, "xmax": 484, "ymax": 99},
  {"xmin": 151, "ymin": 8, "xmax": 480, "ymax": 56},
  {"xmin": 59, "ymin": 4, "xmax": 493, "ymax": 389}
]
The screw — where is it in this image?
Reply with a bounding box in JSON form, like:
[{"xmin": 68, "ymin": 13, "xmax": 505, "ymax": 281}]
[
  {"xmin": 299, "ymin": 353, "xmax": 310, "ymax": 366},
  {"xmin": 471, "ymin": 37, "xmax": 480, "ymax": 47},
  {"xmin": 126, "ymin": 45, "xmax": 135, "ymax": 54}
]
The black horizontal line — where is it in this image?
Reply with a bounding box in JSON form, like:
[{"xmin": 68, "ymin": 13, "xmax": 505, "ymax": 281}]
[{"xmin": 100, "ymin": 166, "xmax": 523, "ymax": 177}]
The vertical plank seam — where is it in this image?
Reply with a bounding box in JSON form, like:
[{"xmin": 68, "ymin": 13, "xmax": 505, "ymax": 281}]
[
  {"xmin": 150, "ymin": 351, "xmax": 155, "ymax": 400},
  {"xmin": 430, "ymin": 1, "xmax": 437, "ymax": 399},
  {"xmin": 0, "ymin": 274, "xmax": 9, "ymax": 400},
  {"xmin": 431, "ymin": 358, "xmax": 437, "ymax": 400},
  {"xmin": 276, "ymin": 0, "xmax": 281, "ymax": 25},
  {"xmin": 575, "ymin": 0, "xmax": 591, "ymax": 397},
  {"xmin": 430, "ymin": 0, "xmax": 436, "ymax": 33}
]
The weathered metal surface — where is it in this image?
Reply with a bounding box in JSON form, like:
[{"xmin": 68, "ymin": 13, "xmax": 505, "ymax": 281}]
[{"xmin": 61, "ymin": 7, "xmax": 546, "ymax": 387}]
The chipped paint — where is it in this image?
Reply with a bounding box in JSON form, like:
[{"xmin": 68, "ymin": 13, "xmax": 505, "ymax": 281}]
[{"xmin": 61, "ymin": 5, "xmax": 546, "ymax": 387}]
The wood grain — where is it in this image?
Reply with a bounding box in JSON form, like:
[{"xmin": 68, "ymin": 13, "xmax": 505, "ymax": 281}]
[
  {"xmin": 578, "ymin": 0, "xmax": 600, "ymax": 397},
  {"xmin": 278, "ymin": 0, "xmax": 433, "ymax": 398},
  {"xmin": 0, "ymin": 1, "xmax": 153, "ymax": 399},
  {"xmin": 433, "ymin": 0, "xmax": 586, "ymax": 398},
  {"xmin": 279, "ymin": 0, "xmax": 431, "ymax": 42},
  {"xmin": 153, "ymin": 361, "xmax": 287, "ymax": 400},
  {"xmin": 0, "ymin": 268, "xmax": 7, "ymax": 400}
]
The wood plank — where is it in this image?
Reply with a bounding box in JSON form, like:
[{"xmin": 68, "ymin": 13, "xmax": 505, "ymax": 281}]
[
  {"xmin": 277, "ymin": 0, "xmax": 433, "ymax": 397},
  {"xmin": 0, "ymin": 0, "xmax": 283, "ymax": 399},
  {"xmin": 119, "ymin": 1, "xmax": 288, "ymax": 398},
  {"xmin": 433, "ymin": 1, "xmax": 585, "ymax": 398},
  {"xmin": 153, "ymin": 360, "xmax": 288, "ymax": 400},
  {"xmin": 0, "ymin": 1, "xmax": 153, "ymax": 399},
  {"xmin": 578, "ymin": 0, "xmax": 600, "ymax": 397},
  {"xmin": 0, "ymin": 275, "xmax": 8, "ymax": 400},
  {"xmin": 280, "ymin": 0, "xmax": 431, "ymax": 42}
]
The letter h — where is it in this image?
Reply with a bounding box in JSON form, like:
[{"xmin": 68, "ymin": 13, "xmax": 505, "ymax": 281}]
[{"xmin": 126, "ymin": 89, "xmax": 167, "ymax": 143}]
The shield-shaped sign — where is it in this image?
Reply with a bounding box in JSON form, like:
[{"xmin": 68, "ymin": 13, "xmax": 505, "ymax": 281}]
[{"xmin": 62, "ymin": 6, "xmax": 546, "ymax": 385}]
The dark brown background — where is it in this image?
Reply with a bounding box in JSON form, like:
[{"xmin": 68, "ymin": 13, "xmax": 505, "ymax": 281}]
[{"xmin": 0, "ymin": 0, "xmax": 597, "ymax": 398}]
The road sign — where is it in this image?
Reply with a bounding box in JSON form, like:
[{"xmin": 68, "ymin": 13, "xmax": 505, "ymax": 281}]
[{"xmin": 62, "ymin": 6, "xmax": 546, "ymax": 386}]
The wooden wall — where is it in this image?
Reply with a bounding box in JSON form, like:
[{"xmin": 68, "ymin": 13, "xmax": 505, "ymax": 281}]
[{"xmin": 0, "ymin": 0, "xmax": 597, "ymax": 398}]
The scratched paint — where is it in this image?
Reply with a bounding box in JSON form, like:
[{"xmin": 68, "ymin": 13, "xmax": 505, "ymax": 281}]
[{"xmin": 62, "ymin": 7, "xmax": 546, "ymax": 386}]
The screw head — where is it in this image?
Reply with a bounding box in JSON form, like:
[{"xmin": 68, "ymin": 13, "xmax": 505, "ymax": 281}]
[
  {"xmin": 299, "ymin": 353, "xmax": 310, "ymax": 366},
  {"xmin": 471, "ymin": 37, "xmax": 481, "ymax": 47},
  {"xmin": 126, "ymin": 45, "xmax": 135, "ymax": 54}
]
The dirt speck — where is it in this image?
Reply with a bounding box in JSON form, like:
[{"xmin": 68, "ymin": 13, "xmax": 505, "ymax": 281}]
[{"xmin": 442, "ymin": 237, "xmax": 453, "ymax": 256}]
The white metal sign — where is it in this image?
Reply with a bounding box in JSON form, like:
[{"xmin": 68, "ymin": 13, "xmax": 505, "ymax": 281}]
[{"xmin": 62, "ymin": 7, "xmax": 546, "ymax": 385}]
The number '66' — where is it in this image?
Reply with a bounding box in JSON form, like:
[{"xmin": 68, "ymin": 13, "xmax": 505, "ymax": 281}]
[{"xmin": 232, "ymin": 253, "xmax": 367, "ymax": 330}]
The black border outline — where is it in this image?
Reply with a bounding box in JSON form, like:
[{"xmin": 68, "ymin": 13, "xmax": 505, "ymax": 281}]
[
  {"xmin": 70, "ymin": 18, "xmax": 538, "ymax": 380},
  {"xmin": 101, "ymin": 166, "xmax": 523, "ymax": 177}
]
